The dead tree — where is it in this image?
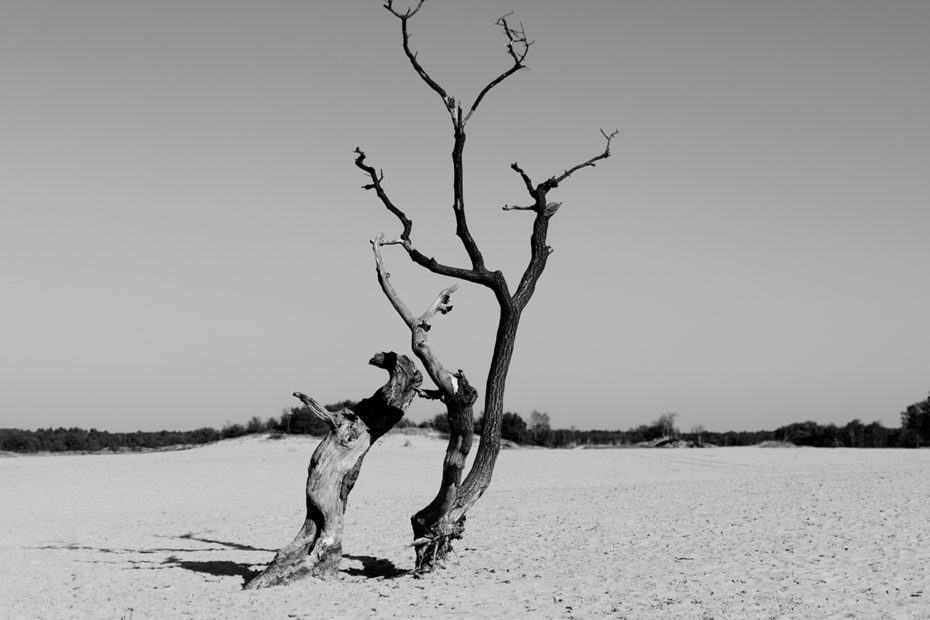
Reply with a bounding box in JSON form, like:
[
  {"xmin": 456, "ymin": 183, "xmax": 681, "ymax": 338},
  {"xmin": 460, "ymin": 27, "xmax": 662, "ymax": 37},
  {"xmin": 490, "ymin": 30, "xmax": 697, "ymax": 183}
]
[
  {"xmin": 357, "ymin": 1, "xmax": 617, "ymax": 571},
  {"xmin": 245, "ymin": 352, "xmax": 421, "ymax": 588}
]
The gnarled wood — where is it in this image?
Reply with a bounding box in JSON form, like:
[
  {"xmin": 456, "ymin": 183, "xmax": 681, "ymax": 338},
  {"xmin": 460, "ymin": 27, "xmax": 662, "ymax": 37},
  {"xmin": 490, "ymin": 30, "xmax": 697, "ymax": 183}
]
[
  {"xmin": 409, "ymin": 370, "xmax": 477, "ymax": 571},
  {"xmin": 245, "ymin": 352, "xmax": 421, "ymax": 589}
]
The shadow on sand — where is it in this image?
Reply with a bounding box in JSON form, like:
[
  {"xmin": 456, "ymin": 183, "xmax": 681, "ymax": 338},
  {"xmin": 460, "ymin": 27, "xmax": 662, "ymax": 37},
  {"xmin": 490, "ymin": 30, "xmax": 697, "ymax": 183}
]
[
  {"xmin": 159, "ymin": 555, "xmax": 262, "ymax": 582},
  {"xmin": 35, "ymin": 538, "xmax": 407, "ymax": 585},
  {"xmin": 341, "ymin": 554, "xmax": 408, "ymax": 579}
]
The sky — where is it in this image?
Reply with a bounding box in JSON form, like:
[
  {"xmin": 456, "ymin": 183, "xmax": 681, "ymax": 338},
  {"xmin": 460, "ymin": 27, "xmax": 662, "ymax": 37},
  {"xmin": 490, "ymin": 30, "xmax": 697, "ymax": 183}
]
[{"xmin": 2, "ymin": 1, "xmax": 928, "ymax": 433}]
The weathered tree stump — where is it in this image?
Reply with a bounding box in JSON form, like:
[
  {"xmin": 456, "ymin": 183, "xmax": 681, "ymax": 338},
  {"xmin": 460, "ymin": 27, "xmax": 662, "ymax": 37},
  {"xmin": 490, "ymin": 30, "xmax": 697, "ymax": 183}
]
[{"xmin": 245, "ymin": 352, "xmax": 421, "ymax": 589}]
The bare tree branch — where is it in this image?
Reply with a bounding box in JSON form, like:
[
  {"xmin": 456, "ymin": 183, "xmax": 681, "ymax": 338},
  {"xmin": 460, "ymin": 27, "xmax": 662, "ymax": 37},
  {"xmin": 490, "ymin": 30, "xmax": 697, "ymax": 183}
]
[
  {"xmin": 413, "ymin": 254, "xmax": 492, "ymax": 285},
  {"xmin": 463, "ymin": 13, "xmax": 531, "ymax": 124},
  {"xmin": 542, "ymin": 202, "xmax": 562, "ymax": 217},
  {"xmin": 371, "ymin": 234, "xmax": 461, "ymax": 397},
  {"xmin": 450, "ymin": 129, "xmax": 487, "ymax": 271},
  {"xmin": 372, "ymin": 234, "xmax": 460, "ymax": 333},
  {"xmin": 292, "ymin": 391, "xmax": 341, "ymax": 430},
  {"xmin": 502, "ymin": 202, "xmax": 561, "ymax": 217},
  {"xmin": 507, "ymin": 131, "xmax": 619, "ymax": 310},
  {"xmin": 383, "ymin": 0, "xmax": 425, "ymax": 19},
  {"xmin": 418, "ymin": 283, "xmax": 459, "ymax": 329},
  {"xmin": 510, "ymin": 162, "xmax": 536, "ymax": 196},
  {"xmin": 356, "ymin": 148, "xmax": 501, "ymax": 287},
  {"xmin": 416, "ymin": 387, "xmax": 445, "ymax": 400},
  {"xmin": 378, "ymin": 237, "xmax": 410, "ymax": 248},
  {"xmin": 380, "ymin": 3, "xmax": 526, "ymax": 279},
  {"xmin": 371, "ymin": 235, "xmax": 417, "ymax": 328},
  {"xmin": 509, "ymin": 130, "xmax": 618, "ymax": 202},
  {"xmin": 548, "ymin": 129, "xmax": 619, "ymax": 188},
  {"xmin": 383, "ymin": 0, "xmax": 457, "ymax": 121},
  {"xmin": 355, "ymin": 148, "xmax": 413, "ymax": 244}
]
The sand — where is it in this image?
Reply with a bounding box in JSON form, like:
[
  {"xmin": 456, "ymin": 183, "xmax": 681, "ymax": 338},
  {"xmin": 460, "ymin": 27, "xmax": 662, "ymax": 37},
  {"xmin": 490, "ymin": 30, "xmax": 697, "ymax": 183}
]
[{"xmin": 1, "ymin": 434, "xmax": 928, "ymax": 618}]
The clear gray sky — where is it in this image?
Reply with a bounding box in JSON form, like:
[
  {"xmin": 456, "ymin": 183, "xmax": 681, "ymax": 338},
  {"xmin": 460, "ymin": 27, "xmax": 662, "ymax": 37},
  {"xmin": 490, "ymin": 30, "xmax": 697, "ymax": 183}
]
[{"xmin": 2, "ymin": 1, "xmax": 928, "ymax": 432}]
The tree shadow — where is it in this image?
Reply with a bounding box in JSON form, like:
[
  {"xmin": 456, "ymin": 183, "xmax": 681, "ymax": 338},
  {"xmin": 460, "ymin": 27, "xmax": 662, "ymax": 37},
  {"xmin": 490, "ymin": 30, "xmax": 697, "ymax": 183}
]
[
  {"xmin": 159, "ymin": 555, "xmax": 261, "ymax": 583},
  {"xmin": 35, "ymin": 541, "xmax": 404, "ymax": 585},
  {"xmin": 174, "ymin": 533, "xmax": 275, "ymax": 553},
  {"xmin": 35, "ymin": 536, "xmax": 272, "ymax": 587},
  {"xmin": 34, "ymin": 543, "xmax": 210, "ymax": 555},
  {"xmin": 341, "ymin": 554, "xmax": 408, "ymax": 579},
  {"xmin": 35, "ymin": 535, "xmax": 276, "ymax": 555}
]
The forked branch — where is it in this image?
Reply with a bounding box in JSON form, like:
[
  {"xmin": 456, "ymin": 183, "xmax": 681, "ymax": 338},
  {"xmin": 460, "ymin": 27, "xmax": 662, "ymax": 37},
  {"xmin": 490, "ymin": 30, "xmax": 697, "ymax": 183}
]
[
  {"xmin": 383, "ymin": 0, "xmax": 456, "ymax": 120},
  {"xmin": 464, "ymin": 13, "xmax": 532, "ymax": 124},
  {"xmin": 511, "ymin": 129, "xmax": 619, "ymax": 197},
  {"xmin": 384, "ymin": 3, "xmax": 531, "ymax": 128},
  {"xmin": 356, "ymin": 149, "xmax": 503, "ymax": 289},
  {"xmin": 509, "ymin": 130, "xmax": 619, "ymax": 309},
  {"xmin": 371, "ymin": 233, "xmax": 459, "ymax": 333}
]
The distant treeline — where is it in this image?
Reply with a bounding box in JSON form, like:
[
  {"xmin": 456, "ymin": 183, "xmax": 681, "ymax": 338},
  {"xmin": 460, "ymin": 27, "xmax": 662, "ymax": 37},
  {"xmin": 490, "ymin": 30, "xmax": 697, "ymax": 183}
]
[
  {"xmin": 508, "ymin": 417, "xmax": 915, "ymax": 449},
  {"xmin": 452, "ymin": 408, "xmax": 927, "ymax": 449},
  {"xmin": 0, "ymin": 426, "xmax": 224, "ymax": 454},
  {"xmin": 3, "ymin": 393, "xmax": 928, "ymax": 454},
  {"xmin": 0, "ymin": 400, "xmax": 366, "ymax": 454}
]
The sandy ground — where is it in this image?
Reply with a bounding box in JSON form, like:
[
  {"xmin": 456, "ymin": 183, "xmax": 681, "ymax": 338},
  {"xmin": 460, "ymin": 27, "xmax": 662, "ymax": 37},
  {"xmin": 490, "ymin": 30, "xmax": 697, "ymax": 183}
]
[{"xmin": 1, "ymin": 434, "xmax": 928, "ymax": 619}]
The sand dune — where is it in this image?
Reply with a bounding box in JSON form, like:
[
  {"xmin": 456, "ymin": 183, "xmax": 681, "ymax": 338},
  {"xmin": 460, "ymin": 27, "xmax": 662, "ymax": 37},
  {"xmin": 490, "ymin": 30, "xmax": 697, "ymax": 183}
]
[{"xmin": 1, "ymin": 434, "xmax": 928, "ymax": 618}]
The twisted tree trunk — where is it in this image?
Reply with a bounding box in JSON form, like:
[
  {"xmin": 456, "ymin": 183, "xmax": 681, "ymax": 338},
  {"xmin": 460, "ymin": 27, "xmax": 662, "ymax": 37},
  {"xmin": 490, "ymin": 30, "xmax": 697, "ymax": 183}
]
[
  {"xmin": 245, "ymin": 352, "xmax": 420, "ymax": 589},
  {"xmin": 411, "ymin": 310, "xmax": 519, "ymax": 571},
  {"xmin": 409, "ymin": 370, "xmax": 477, "ymax": 571}
]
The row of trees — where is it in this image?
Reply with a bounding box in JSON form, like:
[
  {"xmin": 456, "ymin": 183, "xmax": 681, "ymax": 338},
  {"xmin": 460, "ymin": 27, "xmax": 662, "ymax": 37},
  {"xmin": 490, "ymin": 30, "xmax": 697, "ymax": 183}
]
[
  {"xmin": 0, "ymin": 426, "xmax": 224, "ymax": 453},
  {"xmin": 425, "ymin": 406, "xmax": 930, "ymax": 449},
  {"xmin": 6, "ymin": 393, "xmax": 927, "ymax": 454}
]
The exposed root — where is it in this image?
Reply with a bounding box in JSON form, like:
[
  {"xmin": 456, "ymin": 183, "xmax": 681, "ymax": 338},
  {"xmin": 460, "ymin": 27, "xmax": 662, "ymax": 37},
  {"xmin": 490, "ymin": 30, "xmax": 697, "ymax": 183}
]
[{"xmin": 412, "ymin": 516, "xmax": 465, "ymax": 574}]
